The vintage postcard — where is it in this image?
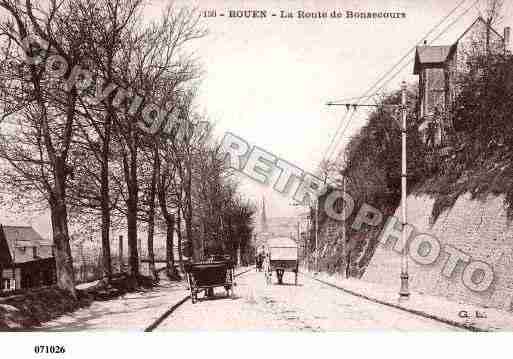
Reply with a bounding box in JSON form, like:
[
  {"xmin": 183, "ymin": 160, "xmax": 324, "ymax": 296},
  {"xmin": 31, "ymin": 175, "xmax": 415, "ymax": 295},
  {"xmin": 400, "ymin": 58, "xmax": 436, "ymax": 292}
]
[{"xmin": 1, "ymin": 0, "xmax": 513, "ymax": 356}]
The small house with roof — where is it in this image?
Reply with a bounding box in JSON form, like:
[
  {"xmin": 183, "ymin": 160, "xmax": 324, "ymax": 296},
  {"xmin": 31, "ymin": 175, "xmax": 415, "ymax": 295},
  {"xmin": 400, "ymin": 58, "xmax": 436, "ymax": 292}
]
[
  {"xmin": 414, "ymin": 17, "xmax": 510, "ymax": 147},
  {"xmin": 0, "ymin": 225, "xmax": 56, "ymax": 292}
]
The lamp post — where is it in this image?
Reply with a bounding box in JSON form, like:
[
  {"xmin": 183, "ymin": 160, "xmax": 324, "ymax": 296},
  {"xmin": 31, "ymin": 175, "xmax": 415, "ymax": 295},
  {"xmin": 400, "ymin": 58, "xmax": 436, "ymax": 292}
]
[
  {"xmin": 327, "ymin": 80, "xmax": 410, "ymax": 299},
  {"xmin": 398, "ymin": 81, "xmax": 410, "ymax": 299}
]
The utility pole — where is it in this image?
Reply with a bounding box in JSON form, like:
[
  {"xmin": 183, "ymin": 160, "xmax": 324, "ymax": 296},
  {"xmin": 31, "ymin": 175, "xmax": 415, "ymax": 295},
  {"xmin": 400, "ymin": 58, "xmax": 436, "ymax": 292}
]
[
  {"xmin": 306, "ymin": 216, "xmax": 310, "ymax": 272},
  {"xmin": 341, "ymin": 153, "xmax": 346, "ymax": 247},
  {"xmin": 399, "ymin": 80, "xmax": 410, "ymax": 299},
  {"xmin": 297, "ymin": 220, "xmax": 301, "ymax": 253},
  {"xmin": 314, "ymin": 199, "xmax": 319, "ymax": 274},
  {"xmin": 291, "ymin": 202, "xmax": 312, "ymax": 271},
  {"xmin": 326, "ymin": 81, "xmax": 410, "ymax": 298}
]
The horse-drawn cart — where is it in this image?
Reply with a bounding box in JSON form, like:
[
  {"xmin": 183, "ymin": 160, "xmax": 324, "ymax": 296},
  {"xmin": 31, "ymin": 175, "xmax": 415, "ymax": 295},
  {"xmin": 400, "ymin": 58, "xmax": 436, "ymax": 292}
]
[
  {"xmin": 265, "ymin": 237, "xmax": 299, "ymax": 285},
  {"xmin": 184, "ymin": 258, "xmax": 235, "ymax": 304}
]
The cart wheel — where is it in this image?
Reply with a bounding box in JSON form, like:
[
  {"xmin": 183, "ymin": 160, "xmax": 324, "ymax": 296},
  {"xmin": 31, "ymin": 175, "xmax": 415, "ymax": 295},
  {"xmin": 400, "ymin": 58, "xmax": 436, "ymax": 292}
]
[{"xmin": 207, "ymin": 288, "xmax": 214, "ymax": 298}]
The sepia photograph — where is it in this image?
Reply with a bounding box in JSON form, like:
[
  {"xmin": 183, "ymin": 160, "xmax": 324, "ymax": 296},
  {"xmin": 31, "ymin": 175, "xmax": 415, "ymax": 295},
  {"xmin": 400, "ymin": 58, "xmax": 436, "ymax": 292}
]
[{"xmin": 1, "ymin": 0, "xmax": 513, "ymax": 357}]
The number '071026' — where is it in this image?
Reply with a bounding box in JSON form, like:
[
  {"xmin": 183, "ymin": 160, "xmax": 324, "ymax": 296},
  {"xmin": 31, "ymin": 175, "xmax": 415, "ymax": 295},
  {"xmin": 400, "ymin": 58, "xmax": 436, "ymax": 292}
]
[{"xmin": 34, "ymin": 345, "xmax": 66, "ymax": 354}]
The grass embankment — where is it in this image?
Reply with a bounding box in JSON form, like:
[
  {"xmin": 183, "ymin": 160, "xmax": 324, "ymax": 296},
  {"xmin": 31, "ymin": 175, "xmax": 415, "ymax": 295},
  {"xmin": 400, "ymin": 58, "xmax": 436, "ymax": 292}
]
[{"xmin": 0, "ymin": 274, "xmax": 156, "ymax": 329}]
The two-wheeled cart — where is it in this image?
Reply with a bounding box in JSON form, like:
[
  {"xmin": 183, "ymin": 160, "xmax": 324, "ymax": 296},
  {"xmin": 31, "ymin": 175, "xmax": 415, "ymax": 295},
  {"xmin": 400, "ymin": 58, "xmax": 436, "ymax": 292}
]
[{"xmin": 265, "ymin": 237, "xmax": 299, "ymax": 285}]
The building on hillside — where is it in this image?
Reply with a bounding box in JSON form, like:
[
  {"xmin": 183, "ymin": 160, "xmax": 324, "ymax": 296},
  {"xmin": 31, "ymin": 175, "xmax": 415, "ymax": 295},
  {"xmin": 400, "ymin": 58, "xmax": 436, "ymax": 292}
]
[
  {"xmin": 414, "ymin": 17, "xmax": 511, "ymax": 148},
  {"xmin": 0, "ymin": 225, "xmax": 56, "ymax": 292}
]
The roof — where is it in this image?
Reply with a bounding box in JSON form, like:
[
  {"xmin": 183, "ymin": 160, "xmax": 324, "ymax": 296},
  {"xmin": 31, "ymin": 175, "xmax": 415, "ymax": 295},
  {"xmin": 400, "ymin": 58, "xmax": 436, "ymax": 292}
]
[
  {"xmin": 0, "ymin": 225, "xmax": 53, "ymax": 264},
  {"xmin": 413, "ymin": 45, "xmax": 454, "ymax": 74},
  {"xmin": 266, "ymin": 237, "xmax": 297, "ymax": 248},
  {"xmin": 413, "ymin": 17, "xmax": 505, "ymax": 75},
  {"xmin": 416, "ymin": 45, "xmax": 453, "ymax": 64}
]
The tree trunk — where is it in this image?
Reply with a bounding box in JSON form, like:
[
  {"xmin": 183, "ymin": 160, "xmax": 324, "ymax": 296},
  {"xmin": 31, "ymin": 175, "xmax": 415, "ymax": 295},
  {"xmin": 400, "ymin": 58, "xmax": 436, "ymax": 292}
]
[
  {"xmin": 185, "ymin": 160, "xmax": 199, "ymax": 261},
  {"xmin": 49, "ymin": 197, "xmax": 76, "ymax": 298},
  {"xmin": 155, "ymin": 143, "xmax": 180, "ymax": 280},
  {"xmin": 124, "ymin": 136, "xmax": 139, "ymax": 282},
  {"xmin": 127, "ymin": 193, "xmax": 139, "ymax": 279},
  {"xmin": 147, "ymin": 220, "xmax": 156, "ymax": 281},
  {"xmin": 165, "ymin": 216, "xmax": 179, "ymax": 280},
  {"xmin": 177, "ymin": 208, "xmax": 184, "ymax": 272},
  {"xmin": 146, "ymin": 230, "xmax": 156, "ymax": 280},
  {"xmin": 100, "ymin": 116, "xmax": 112, "ymax": 281},
  {"xmin": 118, "ymin": 235, "xmax": 124, "ymax": 273},
  {"xmin": 100, "ymin": 203, "xmax": 111, "ymax": 280},
  {"xmin": 146, "ymin": 147, "xmax": 158, "ymax": 282},
  {"xmin": 345, "ymin": 250, "xmax": 351, "ymax": 278},
  {"xmin": 79, "ymin": 244, "xmax": 86, "ymax": 283}
]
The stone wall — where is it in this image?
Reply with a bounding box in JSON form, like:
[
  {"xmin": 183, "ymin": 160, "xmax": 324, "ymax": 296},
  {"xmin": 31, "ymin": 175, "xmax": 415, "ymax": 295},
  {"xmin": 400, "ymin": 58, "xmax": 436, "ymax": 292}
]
[{"xmin": 363, "ymin": 193, "xmax": 513, "ymax": 311}]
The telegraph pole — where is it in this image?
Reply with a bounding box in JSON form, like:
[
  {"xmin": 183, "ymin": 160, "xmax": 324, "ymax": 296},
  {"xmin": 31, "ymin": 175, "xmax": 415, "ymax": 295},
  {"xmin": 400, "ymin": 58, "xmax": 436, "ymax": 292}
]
[
  {"xmin": 297, "ymin": 220, "xmax": 302, "ymax": 262},
  {"xmin": 341, "ymin": 153, "xmax": 347, "ymax": 247},
  {"xmin": 326, "ymin": 80, "xmax": 410, "ymax": 299},
  {"xmin": 399, "ymin": 81, "xmax": 410, "ymax": 299},
  {"xmin": 297, "ymin": 221, "xmax": 300, "ymax": 249},
  {"xmin": 314, "ymin": 199, "xmax": 319, "ymax": 274},
  {"xmin": 291, "ymin": 202, "xmax": 313, "ymax": 272},
  {"xmin": 306, "ymin": 216, "xmax": 310, "ymax": 272}
]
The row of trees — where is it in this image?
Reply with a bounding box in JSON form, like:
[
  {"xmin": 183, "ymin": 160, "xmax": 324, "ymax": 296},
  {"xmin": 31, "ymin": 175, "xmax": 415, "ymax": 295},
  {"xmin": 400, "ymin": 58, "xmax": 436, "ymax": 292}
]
[{"xmin": 0, "ymin": 0, "xmax": 255, "ymax": 297}]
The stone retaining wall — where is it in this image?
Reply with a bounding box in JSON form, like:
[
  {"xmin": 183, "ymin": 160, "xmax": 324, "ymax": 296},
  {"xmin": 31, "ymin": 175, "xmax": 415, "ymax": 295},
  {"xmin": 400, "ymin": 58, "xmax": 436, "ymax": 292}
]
[{"xmin": 363, "ymin": 193, "xmax": 513, "ymax": 311}]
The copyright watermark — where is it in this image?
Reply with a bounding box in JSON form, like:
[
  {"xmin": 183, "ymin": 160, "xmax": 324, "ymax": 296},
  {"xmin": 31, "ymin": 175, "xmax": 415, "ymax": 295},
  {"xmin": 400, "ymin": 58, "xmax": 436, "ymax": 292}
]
[{"xmin": 221, "ymin": 131, "xmax": 496, "ymax": 294}]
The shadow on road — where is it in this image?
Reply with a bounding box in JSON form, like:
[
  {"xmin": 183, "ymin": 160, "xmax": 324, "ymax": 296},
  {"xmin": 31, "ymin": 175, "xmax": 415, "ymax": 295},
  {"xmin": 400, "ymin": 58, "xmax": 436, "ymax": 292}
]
[{"xmin": 267, "ymin": 283, "xmax": 303, "ymax": 287}]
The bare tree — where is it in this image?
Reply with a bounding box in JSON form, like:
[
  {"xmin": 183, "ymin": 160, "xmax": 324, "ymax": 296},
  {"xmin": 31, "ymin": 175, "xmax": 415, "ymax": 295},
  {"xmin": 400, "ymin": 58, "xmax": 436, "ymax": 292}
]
[
  {"xmin": 0, "ymin": 0, "xmax": 99, "ymax": 297},
  {"xmin": 111, "ymin": 5, "xmax": 204, "ymax": 280},
  {"xmin": 67, "ymin": 0, "xmax": 144, "ymax": 282}
]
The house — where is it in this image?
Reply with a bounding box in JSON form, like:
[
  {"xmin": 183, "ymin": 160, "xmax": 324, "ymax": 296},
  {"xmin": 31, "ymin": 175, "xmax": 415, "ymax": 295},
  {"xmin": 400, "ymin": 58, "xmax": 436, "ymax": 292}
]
[
  {"xmin": 413, "ymin": 17, "xmax": 511, "ymax": 147},
  {"xmin": 0, "ymin": 225, "xmax": 56, "ymax": 292}
]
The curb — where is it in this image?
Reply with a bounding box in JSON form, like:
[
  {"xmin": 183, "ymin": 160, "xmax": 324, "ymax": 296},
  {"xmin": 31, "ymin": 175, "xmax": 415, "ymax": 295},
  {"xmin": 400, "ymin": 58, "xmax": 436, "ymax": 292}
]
[
  {"xmin": 144, "ymin": 267, "xmax": 253, "ymax": 331},
  {"xmin": 303, "ymin": 272, "xmax": 486, "ymax": 332},
  {"xmin": 144, "ymin": 295, "xmax": 190, "ymax": 331}
]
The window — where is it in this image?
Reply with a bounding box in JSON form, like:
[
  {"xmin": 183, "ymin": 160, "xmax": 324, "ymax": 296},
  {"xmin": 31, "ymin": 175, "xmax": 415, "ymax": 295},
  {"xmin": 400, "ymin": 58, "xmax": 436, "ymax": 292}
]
[{"xmin": 33, "ymin": 247, "xmax": 38, "ymax": 258}]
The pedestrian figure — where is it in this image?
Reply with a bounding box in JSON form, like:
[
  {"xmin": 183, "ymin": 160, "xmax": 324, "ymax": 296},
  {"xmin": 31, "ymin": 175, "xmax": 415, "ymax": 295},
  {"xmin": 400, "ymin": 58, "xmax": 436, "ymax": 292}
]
[
  {"xmin": 264, "ymin": 253, "xmax": 272, "ymax": 284},
  {"xmin": 256, "ymin": 253, "xmax": 263, "ymax": 271}
]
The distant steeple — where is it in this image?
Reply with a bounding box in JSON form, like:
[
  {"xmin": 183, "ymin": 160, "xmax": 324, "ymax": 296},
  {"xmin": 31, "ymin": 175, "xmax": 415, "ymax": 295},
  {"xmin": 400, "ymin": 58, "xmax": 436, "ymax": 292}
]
[{"xmin": 261, "ymin": 196, "xmax": 268, "ymax": 233}]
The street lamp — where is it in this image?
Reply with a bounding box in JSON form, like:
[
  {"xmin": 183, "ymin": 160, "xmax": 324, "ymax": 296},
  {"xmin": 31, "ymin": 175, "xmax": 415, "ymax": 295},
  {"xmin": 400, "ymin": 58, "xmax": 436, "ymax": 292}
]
[
  {"xmin": 398, "ymin": 81, "xmax": 410, "ymax": 300},
  {"xmin": 326, "ymin": 80, "xmax": 410, "ymax": 299}
]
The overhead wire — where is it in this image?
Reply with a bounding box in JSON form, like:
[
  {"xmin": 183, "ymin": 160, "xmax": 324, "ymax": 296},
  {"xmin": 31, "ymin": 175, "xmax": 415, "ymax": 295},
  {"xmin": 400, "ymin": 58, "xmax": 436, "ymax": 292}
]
[
  {"xmin": 321, "ymin": 0, "xmax": 474, "ymax": 166},
  {"xmin": 327, "ymin": 0, "xmax": 481, "ymax": 165}
]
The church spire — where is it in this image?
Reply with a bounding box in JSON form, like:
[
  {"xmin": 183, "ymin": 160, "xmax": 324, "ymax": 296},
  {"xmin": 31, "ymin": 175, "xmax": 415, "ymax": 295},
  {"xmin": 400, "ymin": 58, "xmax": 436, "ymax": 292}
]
[{"xmin": 261, "ymin": 196, "xmax": 268, "ymax": 233}]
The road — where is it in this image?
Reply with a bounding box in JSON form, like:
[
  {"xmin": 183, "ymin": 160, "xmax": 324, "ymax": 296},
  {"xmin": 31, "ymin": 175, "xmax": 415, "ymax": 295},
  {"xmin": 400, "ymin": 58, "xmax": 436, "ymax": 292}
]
[{"xmin": 155, "ymin": 270, "xmax": 461, "ymax": 331}]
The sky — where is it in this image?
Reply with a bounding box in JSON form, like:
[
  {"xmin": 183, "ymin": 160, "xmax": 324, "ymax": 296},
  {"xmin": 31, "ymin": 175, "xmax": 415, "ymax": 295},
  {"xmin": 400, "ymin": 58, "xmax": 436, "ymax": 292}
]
[
  {"xmin": 1, "ymin": 0, "xmax": 513, "ymax": 238},
  {"xmin": 164, "ymin": 0, "xmax": 513, "ymax": 219}
]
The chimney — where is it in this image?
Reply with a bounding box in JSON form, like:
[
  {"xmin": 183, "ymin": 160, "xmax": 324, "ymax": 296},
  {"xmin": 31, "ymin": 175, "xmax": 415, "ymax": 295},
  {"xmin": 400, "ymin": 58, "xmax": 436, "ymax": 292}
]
[{"xmin": 504, "ymin": 27, "xmax": 511, "ymax": 53}]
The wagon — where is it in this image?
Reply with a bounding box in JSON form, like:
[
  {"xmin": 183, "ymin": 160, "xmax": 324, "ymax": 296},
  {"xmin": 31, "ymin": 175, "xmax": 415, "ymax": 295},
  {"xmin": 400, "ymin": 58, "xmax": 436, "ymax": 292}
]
[
  {"xmin": 265, "ymin": 237, "xmax": 299, "ymax": 285},
  {"xmin": 184, "ymin": 258, "xmax": 235, "ymax": 304}
]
